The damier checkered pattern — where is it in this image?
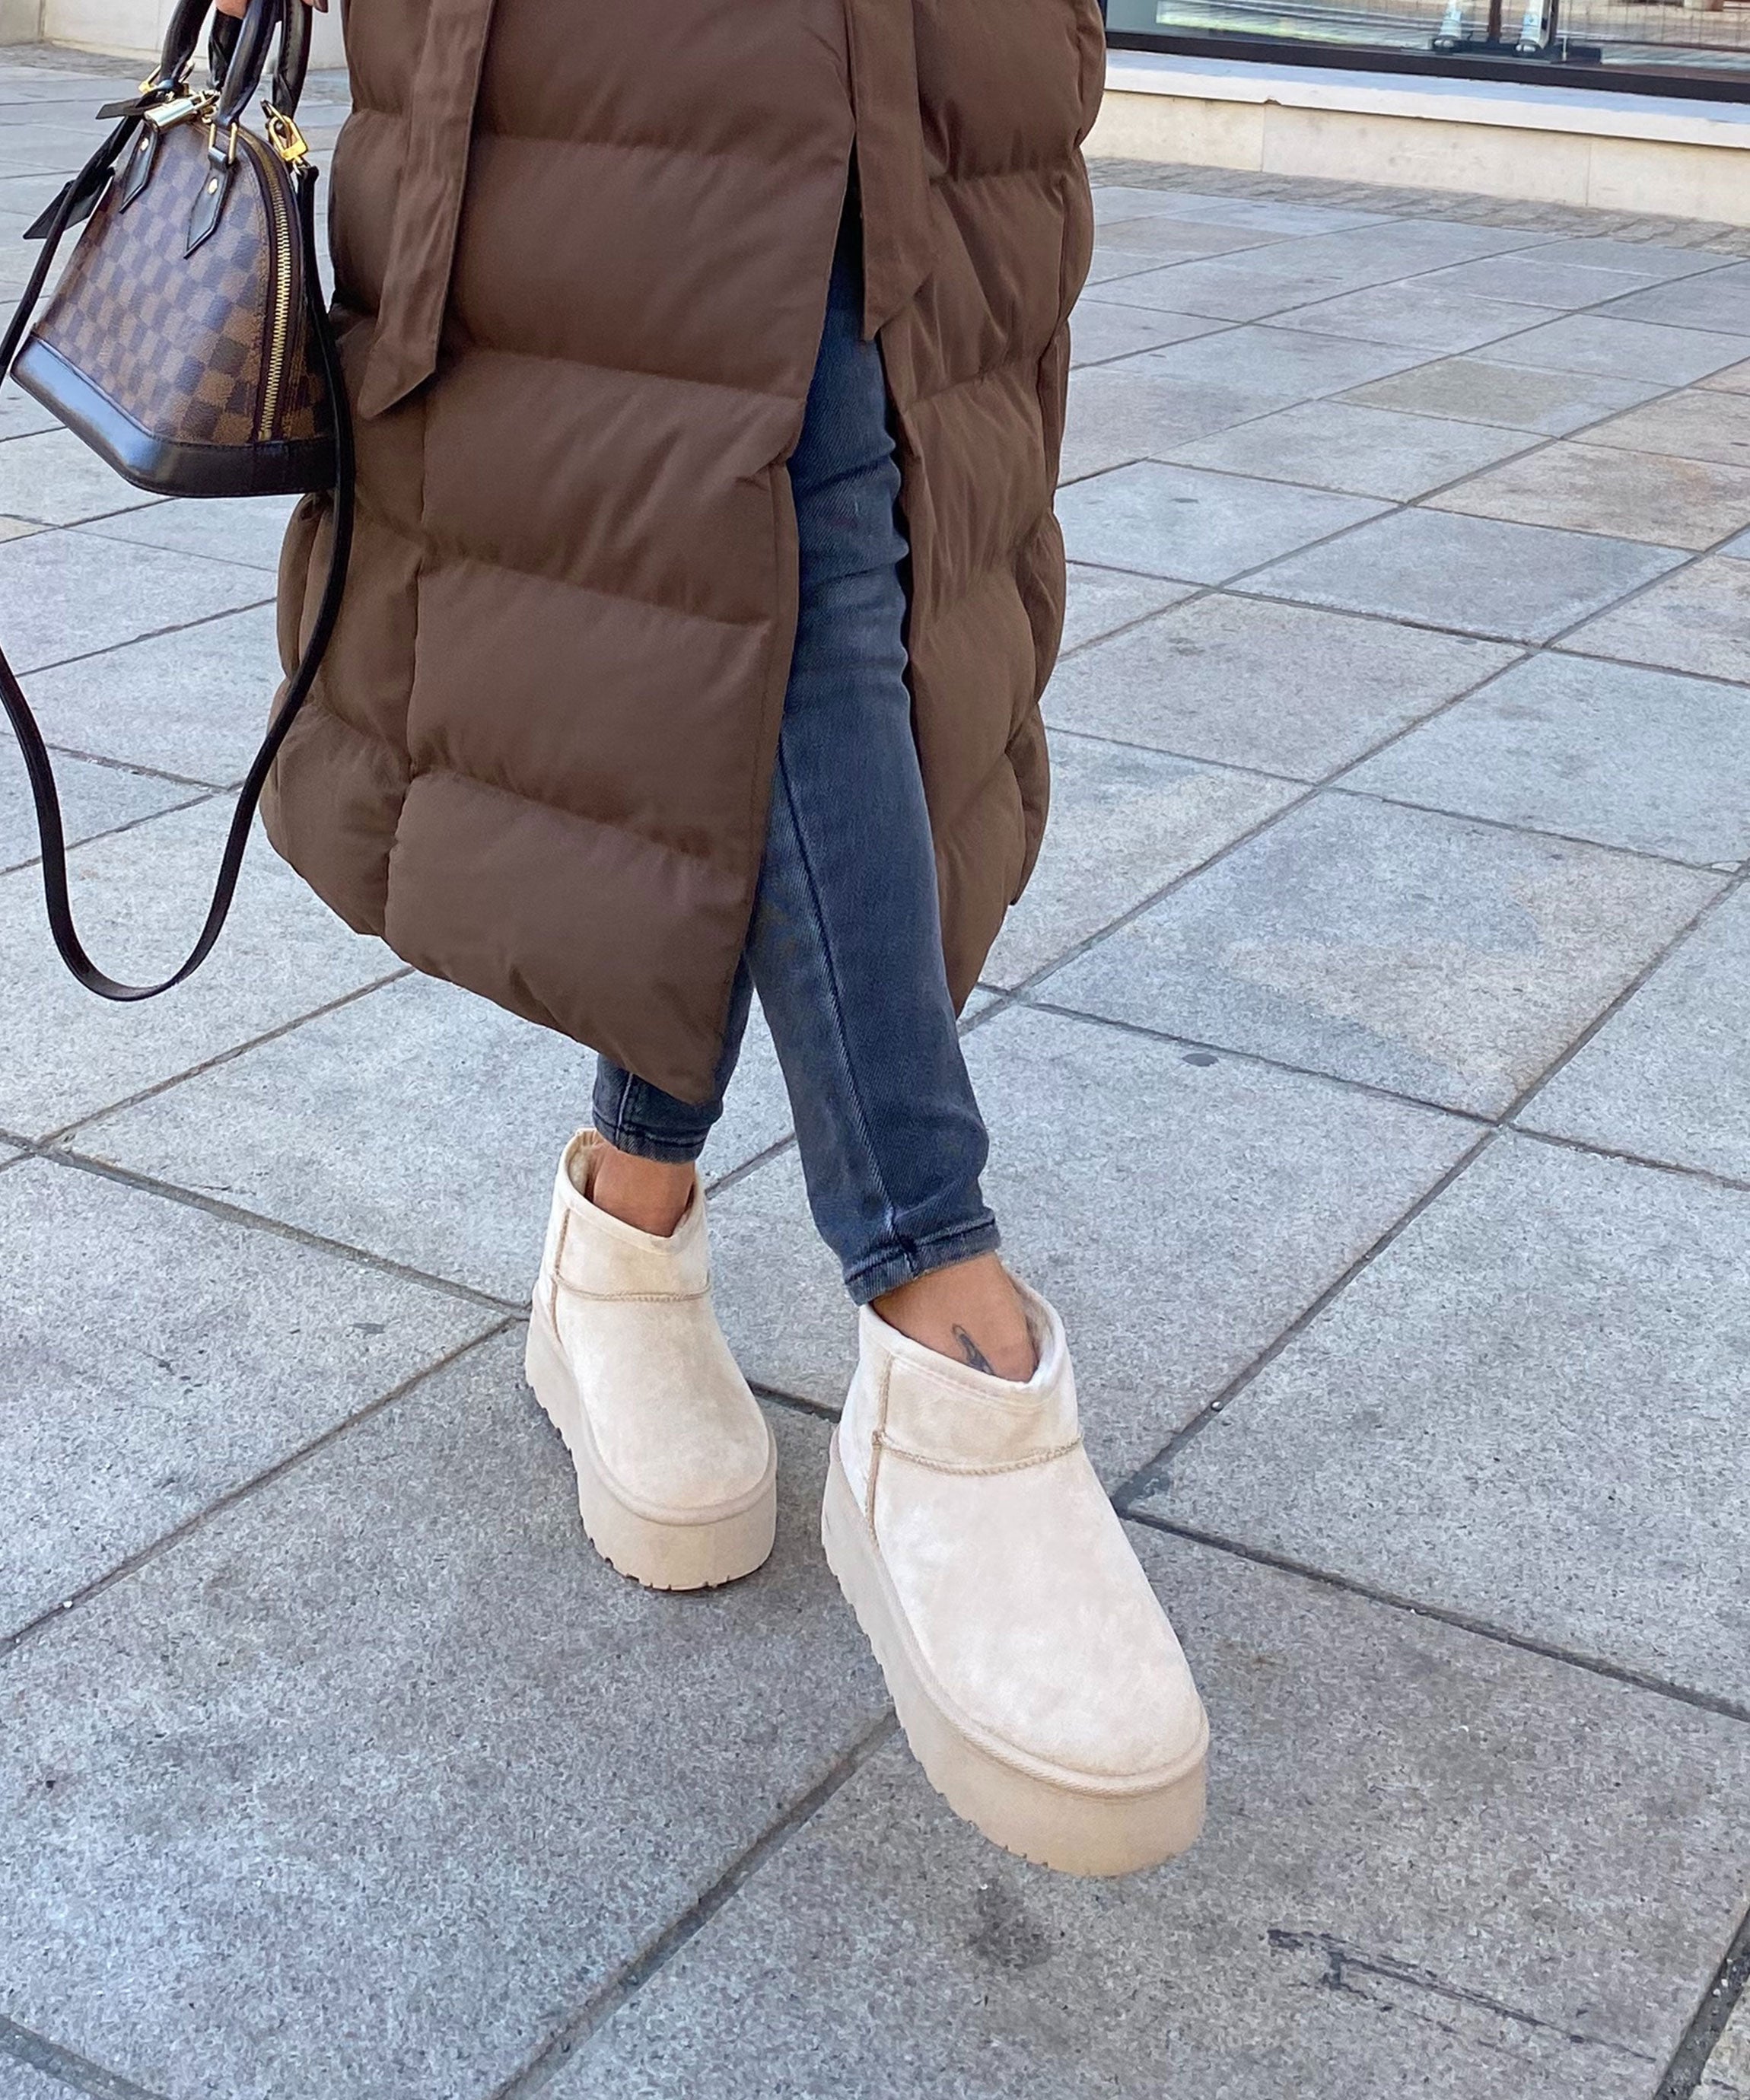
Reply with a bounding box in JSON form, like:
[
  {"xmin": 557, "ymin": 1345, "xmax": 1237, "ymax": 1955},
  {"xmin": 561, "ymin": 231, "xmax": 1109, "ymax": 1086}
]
[{"xmin": 31, "ymin": 119, "xmax": 326, "ymax": 449}]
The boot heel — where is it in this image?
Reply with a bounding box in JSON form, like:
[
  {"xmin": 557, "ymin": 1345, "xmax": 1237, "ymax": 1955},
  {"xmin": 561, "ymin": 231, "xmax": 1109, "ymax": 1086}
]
[
  {"xmin": 823, "ymin": 1433, "xmax": 1207, "ymax": 1877},
  {"xmin": 527, "ymin": 1297, "xmax": 775, "ymax": 1592}
]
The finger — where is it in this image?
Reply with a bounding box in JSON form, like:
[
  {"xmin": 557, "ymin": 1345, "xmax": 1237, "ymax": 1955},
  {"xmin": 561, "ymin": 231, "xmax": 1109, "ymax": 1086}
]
[{"xmin": 212, "ymin": 0, "xmax": 246, "ymax": 14}]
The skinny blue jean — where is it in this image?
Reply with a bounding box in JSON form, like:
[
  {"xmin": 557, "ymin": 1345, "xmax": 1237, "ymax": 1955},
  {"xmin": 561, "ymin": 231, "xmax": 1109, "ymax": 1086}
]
[{"xmin": 593, "ymin": 213, "xmax": 998, "ymax": 1306}]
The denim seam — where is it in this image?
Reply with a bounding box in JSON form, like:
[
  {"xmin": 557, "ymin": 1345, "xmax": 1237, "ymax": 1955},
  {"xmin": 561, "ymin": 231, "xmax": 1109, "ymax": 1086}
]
[
  {"xmin": 772, "ymin": 736, "xmax": 912, "ymax": 1268},
  {"xmin": 843, "ymin": 1217, "xmax": 1001, "ymax": 1306}
]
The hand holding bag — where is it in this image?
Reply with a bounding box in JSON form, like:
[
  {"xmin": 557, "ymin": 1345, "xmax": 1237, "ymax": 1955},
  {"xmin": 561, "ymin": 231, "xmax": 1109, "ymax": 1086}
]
[{"xmin": 0, "ymin": 0, "xmax": 354, "ymax": 999}]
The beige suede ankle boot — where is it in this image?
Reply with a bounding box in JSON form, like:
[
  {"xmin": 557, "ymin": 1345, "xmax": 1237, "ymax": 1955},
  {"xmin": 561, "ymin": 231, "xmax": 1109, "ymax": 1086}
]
[
  {"xmin": 526, "ymin": 1131, "xmax": 776, "ymax": 1590},
  {"xmin": 822, "ymin": 1285, "xmax": 1208, "ymax": 1876}
]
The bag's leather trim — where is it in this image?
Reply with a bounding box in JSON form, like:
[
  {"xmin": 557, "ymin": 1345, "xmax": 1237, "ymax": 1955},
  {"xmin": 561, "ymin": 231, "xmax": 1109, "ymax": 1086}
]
[{"xmin": 11, "ymin": 336, "xmax": 335, "ymax": 496}]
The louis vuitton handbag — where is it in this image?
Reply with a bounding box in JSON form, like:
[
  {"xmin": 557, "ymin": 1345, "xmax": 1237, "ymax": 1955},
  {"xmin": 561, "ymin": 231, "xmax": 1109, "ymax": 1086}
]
[{"xmin": 0, "ymin": 0, "xmax": 353, "ymax": 998}]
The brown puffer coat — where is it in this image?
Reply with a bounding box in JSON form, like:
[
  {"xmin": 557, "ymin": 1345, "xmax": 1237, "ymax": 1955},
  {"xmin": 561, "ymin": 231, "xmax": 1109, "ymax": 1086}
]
[{"xmin": 266, "ymin": 0, "xmax": 1104, "ymax": 1103}]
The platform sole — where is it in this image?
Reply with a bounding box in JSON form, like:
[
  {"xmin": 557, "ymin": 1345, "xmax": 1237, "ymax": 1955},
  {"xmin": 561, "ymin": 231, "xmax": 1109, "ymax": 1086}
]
[
  {"xmin": 526, "ymin": 1307, "xmax": 776, "ymax": 1592},
  {"xmin": 822, "ymin": 1438, "xmax": 1207, "ymax": 1876}
]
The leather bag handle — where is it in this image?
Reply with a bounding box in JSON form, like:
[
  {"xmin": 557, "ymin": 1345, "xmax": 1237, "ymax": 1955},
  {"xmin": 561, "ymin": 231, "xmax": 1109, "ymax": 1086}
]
[
  {"xmin": 210, "ymin": 0, "xmax": 301, "ymax": 130},
  {"xmin": 0, "ymin": 122, "xmax": 355, "ymax": 1001},
  {"xmin": 210, "ymin": 0, "xmax": 311, "ymax": 125}
]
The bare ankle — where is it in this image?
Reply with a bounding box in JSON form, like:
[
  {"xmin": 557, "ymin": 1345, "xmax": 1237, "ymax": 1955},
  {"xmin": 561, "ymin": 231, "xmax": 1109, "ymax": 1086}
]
[
  {"xmin": 587, "ymin": 1137, "xmax": 695, "ymax": 1238},
  {"xmin": 874, "ymin": 1254, "xmax": 1038, "ymax": 1382}
]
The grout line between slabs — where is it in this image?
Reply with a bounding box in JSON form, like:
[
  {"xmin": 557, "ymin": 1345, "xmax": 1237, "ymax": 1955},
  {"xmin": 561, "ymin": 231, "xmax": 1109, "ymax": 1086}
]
[
  {"xmin": 747, "ymin": 1379, "xmax": 840, "ymax": 1424},
  {"xmin": 1019, "ymin": 864, "xmax": 1750, "ymax": 1478},
  {"xmin": 1, "ymin": 784, "xmax": 220, "ymax": 877},
  {"xmin": 0, "ymin": 729, "xmax": 236, "ymax": 792},
  {"xmin": 1656, "ymin": 1901, "xmax": 1750, "ymax": 2100},
  {"xmin": 23, "ymin": 1146, "xmax": 520, "ymax": 1317},
  {"xmin": 2, "ymin": 594, "xmax": 276, "ymax": 682},
  {"xmin": 1018, "ymin": 993, "xmax": 1494, "ymax": 1126},
  {"xmin": 1319, "ymin": 783, "xmax": 1737, "ymax": 877},
  {"xmin": 488, "ymin": 1710, "xmax": 901, "ymax": 2098},
  {"xmin": 0, "ymin": 1319, "xmax": 517, "ymax": 1663},
  {"xmin": 0, "ymin": 2016, "xmax": 168, "ymax": 2100},
  {"xmin": 37, "ymin": 963, "xmax": 416, "ymax": 1144},
  {"xmin": 1502, "ymin": 858, "xmax": 1750, "ymax": 1130},
  {"xmin": 1111, "ymin": 1125, "xmax": 1497, "ymax": 1506},
  {"xmin": 1013, "ymin": 593, "xmax": 1560, "ymax": 1016},
  {"xmin": 1126, "ymin": 1512, "xmax": 1750, "ymax": 1729},
  {"xmin": 67, "ymin": 517, "xmax": 285, "ymax": 577},
  {"xmin": 1022, "ymin": 991, "xmax": 1750, "ymax": 1201}
]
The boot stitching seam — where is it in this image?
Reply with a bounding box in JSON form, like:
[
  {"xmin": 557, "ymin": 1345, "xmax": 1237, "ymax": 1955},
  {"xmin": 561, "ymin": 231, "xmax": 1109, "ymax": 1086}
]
[{"xmin": 869, "ymin": 1429, "xmax": 1084, "ymax": 1478}]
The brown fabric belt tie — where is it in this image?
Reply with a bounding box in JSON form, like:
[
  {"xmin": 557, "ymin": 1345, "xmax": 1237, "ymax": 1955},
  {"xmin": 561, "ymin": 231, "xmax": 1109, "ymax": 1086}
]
[
  {"xmin": 356, "ymin": 0, "xmax": 498, "ymax": 418},
  {"xmin": 842, "ymin": 0, "xmax": 935, "ymax": 339}
]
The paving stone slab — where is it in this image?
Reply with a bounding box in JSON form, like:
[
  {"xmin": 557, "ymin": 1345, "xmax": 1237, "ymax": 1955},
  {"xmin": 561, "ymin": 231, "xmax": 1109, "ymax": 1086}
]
[
  {"xmin": 76, "ymin": 970, "xmax": 795, "ymax": 1301},
  {"xmin": 0, "ymin": 72, "xmax": 139, "ymax": 105},
  {"xmin": 1092, "ymin": 253, "xmax": 1398, "ymax": 324},
  {"xmin": 1520, "ymin": 237, "xmax": 1729, "ymax": 282},
  {"xmin": 0, "ymin": 430, "xmax": 160, "ymax": 529},
  {"xmin": 1560, "ymin": 555, "xmax": 1750, "ymax": 683},
  {"xmin": 0, "ymin": 803, "xmax": 400, "ymax": 1136},
  {"xmin": 75, "ymin": 494, "xmax": 298, "ymax": 573},
  {"xmin": 0, "ymin": 1335, "xmax": 888, "ymax": 2100},
  {"xmin": 1271, "ymin": 280, "xmax": 1553, "ymax": 354},
  {"xmin": 1426, "ymin": 438, "xmax": 1750, "ymax": 549},
  {"xmin": 1519, "ymin": 883, "xmax": 1750, "ymax": 1182},
  {"xmin": 1347, "ymin": 651, "xmax": 1750, "ymax": 865},
  {"xmin": 0, "ymin": 1154, "xmax": 494, "ymax": 1637},
  {"xmin": 1082, "ymin": 245, "xmax": 1182, "ymax": 289},
  {"xmin": 16, "ymin": 605, "xmax": 282, "ymax": 786},
  {"xmin": 0, "ymin": 172, "xmax": 84, "ymax": 222},
  {"xmin": 1583, "ymin": 387, "xmax": 1750, "ymax": 469},
  {"xmin": 1042, "ymin": 793, "xmax": 1720, "ymax": 1115},
  {"xmin": 1287, "ymin": 219, "xmax": 1548, "ymax": 270},
  {"xmin": 710, "ymin": 1003, "xmax": 1478, "ymax": 1477},
  {"xmin": 0, "ymin": 389, "xmax": 58, "ymax": 443},
  {"xmin": 1068, "ymin": 298, "xmax": 1223, "ymax": 368},
  {"xmin": 0, "ymin": 132, "xmax": 109, "ymax": 180},
  {"xmin": 983, "ymin": 735, "xmax": 1299, "ymax": 988},
  {"xmin": 1057, "ymin": 461, "xmax": 1386, "ymax": 586},
  {"xmin": 1151, "ymin": 1135, "xmax": 1750, "ymax": 1707},
  {"xmin": 1058, "ymin": 562, "xmax": 1192, "ymax": 654},
  {"xmin": 0, "ymin": 530, "xmax": 270, "ymax": 676},
  {"xmin": 549, "ymin": 1532, "xmax": 1750, "ymax": 2100},
  {"xmin": 1418, "ymin": 253, "xmax": 1672, "ymax": 310},
  {"xmin": 1044, "ymin": 591, "xmax": 1519, "ymax": 778},
  {"xmin": 0, "ymin": 738, "xmax": 201, "ymax": 873},
  {"xmin": 1117, "ymin": 193, "xmax": 1389, "ymax": 236},
  {"xmin": 1166, "ymin": 398, "xmax": 1538, "ymax": 501},
  {"xmin": 1599, "ymin": 277, "xmax": 1750, "ymax": 336},
  {"xmin": 1342, "ymin": 354, "xmax": 1669, "ymax": 433},
  {"xmin": 1242, "ymin": 506, "xmax": 1685, "ymax": 642},
  {"xmin": 1494, "ymin": 313, "xmax": 1750, "ymax": 385},
  {"xmin": 1061, "ymin": 364, "xmax": 1258, "ymax": 484},
  {"xmin": 1093, "ymin": 216, "xmax": 1281, "ymax": 265},
  {"xmin": 1124, "ymin": 323, "xmax": 1429, "ymax": 411},
  {"xmin": 1092, "ymin": 184, "xmax": 1239, "ymax": 224}
]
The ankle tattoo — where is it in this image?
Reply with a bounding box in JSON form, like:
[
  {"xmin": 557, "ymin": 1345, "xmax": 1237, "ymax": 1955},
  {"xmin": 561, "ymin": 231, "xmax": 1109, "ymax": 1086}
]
[{"xmin": 953, "ymin": 1325, "xmax": 997, "ymax": 1376}]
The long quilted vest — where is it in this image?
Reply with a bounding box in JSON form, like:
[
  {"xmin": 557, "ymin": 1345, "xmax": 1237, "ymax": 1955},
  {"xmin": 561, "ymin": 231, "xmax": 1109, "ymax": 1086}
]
[{"xmin": 265, "ymin": 0, "xmax": 1104, "ymax": 1102}]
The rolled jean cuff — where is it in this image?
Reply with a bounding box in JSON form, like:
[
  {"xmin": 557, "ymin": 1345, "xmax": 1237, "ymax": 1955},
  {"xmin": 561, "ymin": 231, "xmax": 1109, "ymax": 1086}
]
[
  {"xmin": 841, "ymin": 1217, "xmax": 1002, "ymax": 1308},
  {"xmin": 590, "ymin": 1117, "xmax": 708, "ymax": 1166},
  {"xmin": 592, "ymin": 1071, "xmax": 713, "ymax": 1166}
]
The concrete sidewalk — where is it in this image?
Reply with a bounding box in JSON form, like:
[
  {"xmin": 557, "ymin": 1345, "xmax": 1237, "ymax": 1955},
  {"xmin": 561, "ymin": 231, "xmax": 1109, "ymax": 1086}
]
[{"xmin": 2, "ymin": 50, "xmax": 1748, "ymax": 2100}]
